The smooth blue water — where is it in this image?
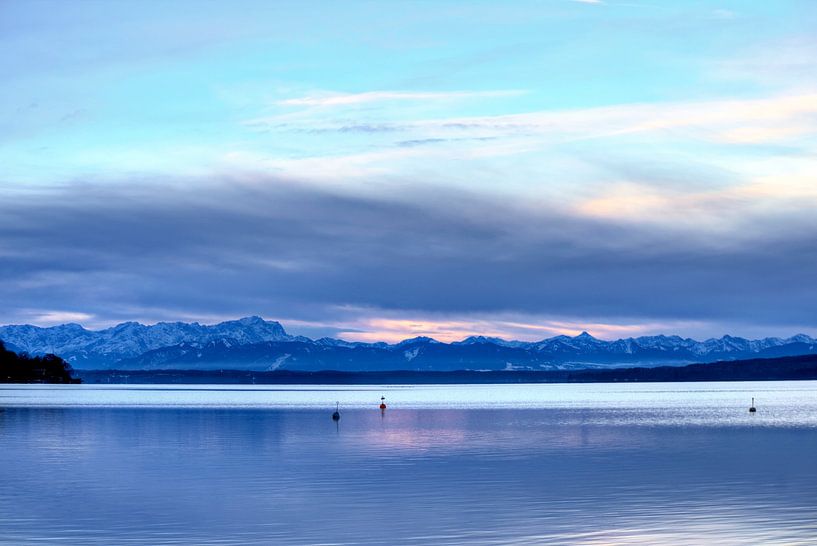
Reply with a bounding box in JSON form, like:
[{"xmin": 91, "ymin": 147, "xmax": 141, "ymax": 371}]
[{"xmin": 1, "ymin": 382, "xmax": 816, "ymax": 545}]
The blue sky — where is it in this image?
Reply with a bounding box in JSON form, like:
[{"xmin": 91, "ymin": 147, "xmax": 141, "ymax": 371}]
[{"xmin": 2, "ymin": 0, "xmax": 817, "ymax": 341}]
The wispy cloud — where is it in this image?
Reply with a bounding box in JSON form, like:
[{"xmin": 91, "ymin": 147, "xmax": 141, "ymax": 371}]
[
  {"xmin": 578, "ymin": 148, "xmax": 817, "ymax": 217},
  {"xmin": 252, "ymin": 91, "xmax": 817, "ymax": 146},
  {"xmin": 334, "ymin": 314, "xmax": 708, "ymax": 343},
  {"xmin": 278, "ymin": 90, "xmax": 526, "ymax": 107},
  {"xmin": 413, "ymin": 92, "xmax": 817, "ymax": 143},
  {"xmin": 20, "ymin": 310, "xmax": 96, "ymax": 326},
  {"xmin": 236, "ymin": 90, "xmax": 817, "ymax": 219}
]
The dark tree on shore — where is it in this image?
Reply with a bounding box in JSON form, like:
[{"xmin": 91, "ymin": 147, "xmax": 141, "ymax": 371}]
[{"xmin": 0, "ymin": 341, "xmax": 80, "ymax": 383}]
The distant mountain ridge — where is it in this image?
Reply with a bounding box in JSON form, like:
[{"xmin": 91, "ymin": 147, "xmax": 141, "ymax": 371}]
[
  {"xmin": 1, "ymin": 316, "xmax": 816, "ymax": 372},
  {"xmin": 0, "ymin": 317, "xmax": 295, "ymax": 368}
]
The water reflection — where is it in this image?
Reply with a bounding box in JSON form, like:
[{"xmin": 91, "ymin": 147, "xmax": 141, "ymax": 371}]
[{"xmin": 0, "ymin": 384, "xmax": 816, "ymax": 545}]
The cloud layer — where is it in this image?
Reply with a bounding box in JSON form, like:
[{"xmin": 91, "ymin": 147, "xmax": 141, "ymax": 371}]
[{"xmin": 2, "ymin": 175, "xmax": 816, "ymax": 339}]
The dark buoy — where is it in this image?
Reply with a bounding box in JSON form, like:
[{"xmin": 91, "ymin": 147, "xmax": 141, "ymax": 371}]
[
  {"xmin": 749, "ymin": 397, "xmax": 756, "ymax": 413},
  {"xmin": 332, "ymin": 401, "xmax": 340, "ymax": 421},
  {"xmin": 379, "ymin": 396, "xmax": 387, "ymax": 410}
]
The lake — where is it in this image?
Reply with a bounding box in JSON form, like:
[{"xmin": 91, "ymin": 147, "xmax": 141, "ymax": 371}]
[{"xmin": 1, "ymin": 381, "xmax": 816, "ymax": 545}]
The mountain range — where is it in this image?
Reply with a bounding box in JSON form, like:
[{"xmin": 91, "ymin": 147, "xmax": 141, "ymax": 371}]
[{"xmin": 2, "ymin": 316, "xmax": 817, "ymax": 372}]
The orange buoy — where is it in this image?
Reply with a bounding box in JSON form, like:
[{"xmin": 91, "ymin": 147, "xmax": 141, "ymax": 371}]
[{"xmin": 379, "ymin": 395, "xmax": 387, "ymax": 410}]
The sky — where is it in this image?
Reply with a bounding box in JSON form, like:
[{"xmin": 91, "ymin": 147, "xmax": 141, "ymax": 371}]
[{"xmin": 2, "ymin": 0, "xmax": 817, "ymax": 342}]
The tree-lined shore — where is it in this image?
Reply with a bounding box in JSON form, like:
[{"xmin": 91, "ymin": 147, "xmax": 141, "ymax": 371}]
[{"xmin": 0, "ymin": 341, "xmax": 80, "ymax": 383}]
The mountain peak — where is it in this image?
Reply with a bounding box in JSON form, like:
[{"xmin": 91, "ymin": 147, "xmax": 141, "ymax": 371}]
[
  {"xmin": 235, "ymin": 316, "xmax": 267, "ymax": 325},
  {"xmin": 396, "ymin": 336, "xmax": 439, "ymax": 346},
  {"xmin": 575, "ymin": 331, "xmax": 596, "ymax": 340},
  {"xmin": 216, "ymin": 316, "xmax": 287, "ymax": 335},
  {"xmin": 111, "ymin": 321, "xmax": 143, "ymax": 331},
  {"xmin": 458, "ymin": 335, "xmax": 501, "ymax": 345}
]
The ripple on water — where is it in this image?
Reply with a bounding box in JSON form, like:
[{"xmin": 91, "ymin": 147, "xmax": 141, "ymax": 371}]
[{"xmin": 0, "ymin": 382, "xmax": 816, "ymax": 545}]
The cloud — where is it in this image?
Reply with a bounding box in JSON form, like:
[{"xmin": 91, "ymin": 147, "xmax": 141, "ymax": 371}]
[
  {"xmin": 1, "ymin": 175, "xmax": 816, "ymax": 337},
  {"xmin": 278, "ymin": 90, "xmax": 526, "ymax": 107},
  {"xmin": 574, "ymin": 155, "xmax": 817, "ymax": 227},
  {"xmin": 20, "ymin": 310, "xmax": 96, "ymax": 326},
  {"xmin": 396, "ymin": 136, "xmax": 497, "ymax": 148},
  {"xmin": 236, "ymin": 90, "xmax": 817, "ymax": 226},
  {"xmin": 413, "ymin": 92, "xmax": 817, "ymax": 143},
  {"xmin": 333, "ymin": 314, "xmax": 711, "ymax": 343},
  {"xmin": 249, "ymin": 91, "xmax": 817, "ymax": 148}
]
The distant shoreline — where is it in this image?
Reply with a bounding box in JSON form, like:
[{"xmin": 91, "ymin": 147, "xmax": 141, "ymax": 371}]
[{"xmin": 76, "ymin": 354, "xmax": 817, "ymax": 384}]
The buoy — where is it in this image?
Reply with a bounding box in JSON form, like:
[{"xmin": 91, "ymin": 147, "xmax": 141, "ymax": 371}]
[
  {"xmin": 379, "ymin": 395, "xmax": 387, "ymax": 410},
  {"xmin": 749, "ymin": 397, "xmax": 756, "ymax": 413},
  {"xmin": 332, "ymin": 401, "xmax": 340, "ymax": 421}
]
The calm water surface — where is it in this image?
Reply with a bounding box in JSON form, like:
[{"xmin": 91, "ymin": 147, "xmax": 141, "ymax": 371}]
[{"xmin": 1, "ymin": 381, "xmax": 816, "ymax": 545}]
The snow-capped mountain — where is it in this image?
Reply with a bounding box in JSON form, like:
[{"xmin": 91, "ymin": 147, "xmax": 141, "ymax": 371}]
[
  {"xmin": 1, "ymin": 317, "xmax": 816, "ymax": 371},
  {"xmin": 0, "ymin": 316, "xmax": 291, "ymax": 367},
  {"xmin": 453, "ymin": 336, "xmax": 529, "ymax": 348}
]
